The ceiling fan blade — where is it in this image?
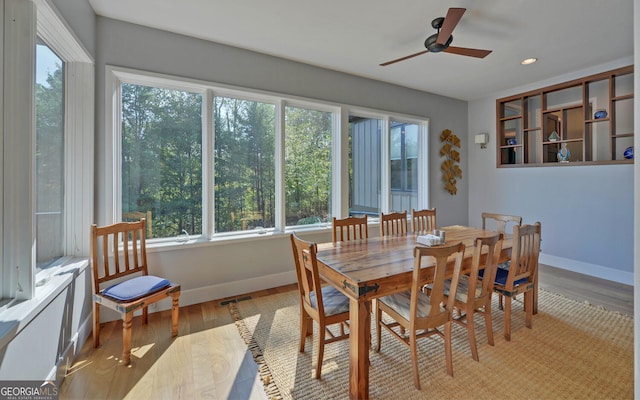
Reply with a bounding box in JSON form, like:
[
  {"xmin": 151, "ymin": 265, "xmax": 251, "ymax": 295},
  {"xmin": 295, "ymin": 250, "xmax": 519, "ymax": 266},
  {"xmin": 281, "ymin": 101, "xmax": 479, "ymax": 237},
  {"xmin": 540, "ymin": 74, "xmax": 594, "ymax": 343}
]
[
  {"xmin": 379, "ymin": 50, "xmax": 429, "ymax": 66},
  {"xmin": 444, "ymin": 46, "xmax": 492, "ymax": 58},
  {"xmin": 437, "ymin": 7, "xmax": 466, "ymax": 45}
]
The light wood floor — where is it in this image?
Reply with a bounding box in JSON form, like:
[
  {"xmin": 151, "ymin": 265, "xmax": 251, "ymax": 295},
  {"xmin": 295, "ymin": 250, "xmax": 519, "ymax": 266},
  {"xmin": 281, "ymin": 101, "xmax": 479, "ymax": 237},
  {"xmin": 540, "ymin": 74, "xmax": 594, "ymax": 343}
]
[{"xmin": 59, "ymin": 265, "xmax": 632, "ymax": 399}]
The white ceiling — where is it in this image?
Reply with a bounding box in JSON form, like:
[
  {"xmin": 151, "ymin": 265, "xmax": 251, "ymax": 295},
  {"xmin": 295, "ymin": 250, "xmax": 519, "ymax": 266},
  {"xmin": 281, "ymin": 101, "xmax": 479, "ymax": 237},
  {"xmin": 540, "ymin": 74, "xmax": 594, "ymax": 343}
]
[{"xmin": 88, "ymin": 0, "xmax": 634, "ymax": 101}]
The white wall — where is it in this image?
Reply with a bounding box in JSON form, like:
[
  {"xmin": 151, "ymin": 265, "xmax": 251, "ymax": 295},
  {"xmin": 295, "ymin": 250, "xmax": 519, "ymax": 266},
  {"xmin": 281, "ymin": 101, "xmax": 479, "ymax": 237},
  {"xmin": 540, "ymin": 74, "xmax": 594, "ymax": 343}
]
[{"xmin": 468, "ymin": 57, "xmax": 635, "ymax": 285}]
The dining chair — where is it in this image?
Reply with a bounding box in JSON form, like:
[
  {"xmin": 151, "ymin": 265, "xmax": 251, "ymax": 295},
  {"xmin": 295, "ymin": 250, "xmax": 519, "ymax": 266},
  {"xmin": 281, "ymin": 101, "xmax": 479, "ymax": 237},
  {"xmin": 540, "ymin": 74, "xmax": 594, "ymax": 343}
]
[
  {"xmin": 439, "ymin": 233, "xmax": 503, "ymax": 361},
  {"xmin": 492, "ymin": 222, "xmax": 541, "ymax": 341},
  {"xmin": 90, "ymin": 218, "xmax": 180, "ymax": 365},
  {"xmin": 411, "ymin": 208, "xmax": 436, "ymax": 234},
  {"xmin": 290, "ymin": 232, "xmax": 350, "ymax": 379},
  {"xmin": 332, "ymin": 215, "xmax": 368, "ymax": 242},
  {"xmin": 481, "ymin": 212, "xmax": 522, "ymax": 309},
  {"xmin": 481, "ymin": 212, "xmax": 522, "ymax": 234},
  {"xmin": 380, "ymin": 210, "xmax": 408, "ymax": 236},
  {"xmin": 375, "ymin": 242, "xmax": 465, "ymax": 390}
]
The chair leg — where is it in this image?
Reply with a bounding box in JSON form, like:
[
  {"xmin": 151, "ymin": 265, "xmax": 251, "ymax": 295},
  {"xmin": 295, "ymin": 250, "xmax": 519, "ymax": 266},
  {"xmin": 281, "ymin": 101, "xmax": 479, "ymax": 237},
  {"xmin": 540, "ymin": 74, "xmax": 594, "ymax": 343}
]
[
  {"xmin": 93, "ymin": 302, "xmax": 100, "ymax": 348},
  {"xmin": 444, "ymin": 321, "xmax": 454, "ymax": 377},
  {"xmin": 503, "ymin": 296, "xmax": 512, "ymax": 341},
  {"xmin": 410, "ymin": 331, "xmax": 421, "ymax": 390},
  {"xmin": 533, "ymin": 277, "xmax": 539, "ymax": 315},
  {"xmin": 122, "ymin": 312, "xmax": 133, "ymax": 365},
  {"xmin": 484, "ymin": 302, "xmax": 494, "ymax": 347},
  {"xmin": 466, "ymin": 305, "xmax": 479, "ymax": 362},
  {"xmin": 316, "ymin": 323, "xmax": 326, "ymax": 379},
  {"xmin": 171, "ymin": 295, "xmax": 179, "ymax": 337},
  {"xmin": 375, "ymin": 304, "xmax": 382, "ymax": 352},
  {"xmin": 299, "ymin": 307, "xmax": 308, "ymax": 353},
  {"xmin": 498, "ymin": 293, "xmax": 504, "ymax": 310},
  {"xmin": 525, "ymin": 290, "xmax": 533, "ymax": 329},
  {"xmin": 143, "ymin": 305, "xmax": 148, "ymax": 325}
]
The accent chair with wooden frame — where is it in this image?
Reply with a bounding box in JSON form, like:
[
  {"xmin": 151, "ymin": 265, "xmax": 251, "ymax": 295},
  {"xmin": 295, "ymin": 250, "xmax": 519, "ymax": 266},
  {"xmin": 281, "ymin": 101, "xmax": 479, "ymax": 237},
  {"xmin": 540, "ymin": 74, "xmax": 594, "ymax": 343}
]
[
  {"xmin": 380, "ymin": 211, "xmax": 408, "ymax": 236},
  {"xmin": 332, "ymin": 215, "xmax": 368, "ymax": 242},
  {"xmin": 375, "ymin": 242, "xmax": 465, "ymax": 390},
  {"xmin": 90, "ymin": 218, "xmax": 180, "ymax": 365},
  {"xmin": 441, "ymin": 233, "xmax": 503, "ymax": 361},
  {"xmin": 411, "ymin": 208, "xmax": 436, "ymax": 234},
  {"xmin": 492, "ymin": 222, "xmax": 541, "ymax": 341},
  {"xmin": 290, "ymin": 232, "xmax": 350, "ymax": 379}
]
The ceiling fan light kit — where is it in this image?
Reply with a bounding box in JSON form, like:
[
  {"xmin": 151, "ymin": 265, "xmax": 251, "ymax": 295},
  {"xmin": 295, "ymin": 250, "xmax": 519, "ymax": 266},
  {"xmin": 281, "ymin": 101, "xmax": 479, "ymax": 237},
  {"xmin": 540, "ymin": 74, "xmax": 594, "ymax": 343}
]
[{"xmin": 380, "ymin": 7, "xmax": 492, "ymax": 66}]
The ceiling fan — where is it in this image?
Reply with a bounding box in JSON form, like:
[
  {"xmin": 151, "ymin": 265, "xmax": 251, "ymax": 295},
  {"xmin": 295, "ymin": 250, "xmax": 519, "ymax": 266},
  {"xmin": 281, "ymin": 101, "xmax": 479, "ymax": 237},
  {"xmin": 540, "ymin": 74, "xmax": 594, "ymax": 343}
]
[{"xmin": 380, "ymin": 7, "xmax": 492, "ymax": 66}]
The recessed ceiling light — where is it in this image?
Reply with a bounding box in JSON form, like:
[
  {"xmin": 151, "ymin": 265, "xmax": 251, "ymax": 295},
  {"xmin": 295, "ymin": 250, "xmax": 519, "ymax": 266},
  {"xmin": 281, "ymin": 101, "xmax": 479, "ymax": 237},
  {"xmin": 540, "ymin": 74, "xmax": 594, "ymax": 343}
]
[{"xmin": 521, "ymin": 57, "xmax": 538, "ymax": 65}]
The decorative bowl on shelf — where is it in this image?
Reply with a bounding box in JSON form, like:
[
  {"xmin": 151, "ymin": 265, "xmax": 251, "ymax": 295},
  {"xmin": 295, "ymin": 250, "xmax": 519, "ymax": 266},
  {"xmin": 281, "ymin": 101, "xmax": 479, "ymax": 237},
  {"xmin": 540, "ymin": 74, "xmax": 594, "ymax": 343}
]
[
  {"xmin": 506, "ymin": 138, "xmax": 517, "ymax": 146},
  {"xmin": 624, "ymin": 146, "xmax": 633, "ymax": 159},
  {"xmin": 594, "ymin": 110, "xmax": 608, "ymax": 119}
]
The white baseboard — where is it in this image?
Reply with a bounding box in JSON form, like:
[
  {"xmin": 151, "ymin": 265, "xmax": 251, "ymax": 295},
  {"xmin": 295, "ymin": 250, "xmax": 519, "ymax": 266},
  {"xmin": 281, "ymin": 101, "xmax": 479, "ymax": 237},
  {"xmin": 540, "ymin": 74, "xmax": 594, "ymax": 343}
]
[
  {"xmin": 540, "ymin": 253, "xmax": 633, "ymax": 286},
  {"xmin": 179, "ymin": 270, "xmax": 298, "ymax": 307}
]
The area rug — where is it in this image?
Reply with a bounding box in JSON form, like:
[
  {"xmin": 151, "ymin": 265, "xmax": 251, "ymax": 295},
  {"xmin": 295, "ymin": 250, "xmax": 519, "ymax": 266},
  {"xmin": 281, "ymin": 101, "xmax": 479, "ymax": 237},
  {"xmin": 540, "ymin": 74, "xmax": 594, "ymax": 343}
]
[{"xmin": 229, "ymin": 289, "xmax": 633, "ymax": 400}]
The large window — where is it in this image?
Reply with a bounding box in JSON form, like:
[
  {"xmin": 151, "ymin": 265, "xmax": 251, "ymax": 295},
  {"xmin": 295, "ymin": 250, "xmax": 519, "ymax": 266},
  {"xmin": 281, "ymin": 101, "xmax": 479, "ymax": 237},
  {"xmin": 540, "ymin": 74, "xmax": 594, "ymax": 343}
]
[
  {"xmin": 108, "ymin": 67, "xmax": 429, "ymax": 242},
  {"xmin": 35, "ymin": 42, "xmax": 64, "ymax": 269},
  {"xmin": 348, "ymin": 115, "xmax": 382, "ymax": 216},
  {"xmin": 285, "ymin": 106, "xmax": 332, "ymax": 225},
  {"xmin": 121, "ymin": 83, "xmax": 203, "ymax": 238},
  {"xmin": 390, "ymin": 121, "xmax": 419, "ymax": 212},
  {"xmin": 214, "ymin": 96, "xmax": 275, "ymax": 233},
  {"xmin": 348, "ymin": 115, "xmax": 426, "ymax": 216}
]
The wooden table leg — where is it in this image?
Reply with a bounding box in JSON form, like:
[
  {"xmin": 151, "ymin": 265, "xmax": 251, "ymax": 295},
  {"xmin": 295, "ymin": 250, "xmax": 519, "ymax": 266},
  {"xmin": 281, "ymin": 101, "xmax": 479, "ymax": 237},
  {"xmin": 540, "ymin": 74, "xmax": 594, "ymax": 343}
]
[{"xmin": 349, "ymin": 298, "xmax": 371, "ymax": 400}]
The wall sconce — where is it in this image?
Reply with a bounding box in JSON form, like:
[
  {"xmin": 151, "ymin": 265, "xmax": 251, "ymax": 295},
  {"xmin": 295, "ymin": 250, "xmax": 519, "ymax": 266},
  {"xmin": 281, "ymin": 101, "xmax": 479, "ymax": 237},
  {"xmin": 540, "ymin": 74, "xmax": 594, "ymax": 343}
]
[{"xmin": 474, "ymin": 133, "xmax": 489, "ymax": 149}]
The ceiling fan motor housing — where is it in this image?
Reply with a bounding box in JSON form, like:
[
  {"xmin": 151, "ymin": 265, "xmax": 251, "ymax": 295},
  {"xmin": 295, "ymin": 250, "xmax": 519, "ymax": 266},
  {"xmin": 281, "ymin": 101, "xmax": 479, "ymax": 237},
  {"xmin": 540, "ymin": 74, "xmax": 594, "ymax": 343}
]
[{"xmin": 424, "ymin": 33, "xmax": 452, "ymax": 53}]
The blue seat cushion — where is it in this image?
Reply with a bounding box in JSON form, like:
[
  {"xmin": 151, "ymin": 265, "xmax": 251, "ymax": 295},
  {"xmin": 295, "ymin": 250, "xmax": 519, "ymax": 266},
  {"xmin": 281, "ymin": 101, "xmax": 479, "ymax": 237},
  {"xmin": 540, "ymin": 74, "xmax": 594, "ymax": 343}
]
[
  {"xmin": 103, "ymin": 275, "xmax": 171, "ymax": 301},
  {"xmin": 493, "ymin": 267, "xmax": 528, "ymax": 286},
  {"xmin": 479, "ymin": 261, "xmax": 511, "ymax": 280}
]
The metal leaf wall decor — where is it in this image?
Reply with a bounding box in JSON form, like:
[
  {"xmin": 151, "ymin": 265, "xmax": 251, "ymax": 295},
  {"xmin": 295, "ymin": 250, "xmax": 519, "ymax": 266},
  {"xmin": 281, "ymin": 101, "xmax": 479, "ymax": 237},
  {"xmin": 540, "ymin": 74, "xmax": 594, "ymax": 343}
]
[{"xmin": 439, "ymin": 129, "xmax": 462, "ymax": 195}]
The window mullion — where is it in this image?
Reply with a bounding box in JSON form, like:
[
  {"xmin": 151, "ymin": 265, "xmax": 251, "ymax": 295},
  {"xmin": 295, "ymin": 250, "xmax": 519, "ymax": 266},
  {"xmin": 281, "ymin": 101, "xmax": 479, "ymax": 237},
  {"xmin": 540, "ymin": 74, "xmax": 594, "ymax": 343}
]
[
  {"xmin": 380, "ymin": 117, "xmax": 391, "ymax": 213},
  {"xmin": 203, "ymin": 89, "xmax": 214, "ymax": 238},
  {"xmin": 333, "ymin": 108, "xmax": 348, "ymax": 219},
  {"xmin": 417, "ymin": 122, "xmax": 430, "ymax": 209},
  {"xmin": 274, "ymin": 100, "xmax": 285, "ymax": 232}
]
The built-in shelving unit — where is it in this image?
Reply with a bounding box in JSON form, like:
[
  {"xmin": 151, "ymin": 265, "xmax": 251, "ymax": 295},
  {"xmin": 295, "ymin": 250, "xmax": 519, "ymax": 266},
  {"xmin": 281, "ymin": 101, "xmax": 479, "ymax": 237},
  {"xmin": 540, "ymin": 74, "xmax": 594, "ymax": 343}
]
[{"xmin": 496, "ymin": 65, "xmax": 634, "ymax": 167}]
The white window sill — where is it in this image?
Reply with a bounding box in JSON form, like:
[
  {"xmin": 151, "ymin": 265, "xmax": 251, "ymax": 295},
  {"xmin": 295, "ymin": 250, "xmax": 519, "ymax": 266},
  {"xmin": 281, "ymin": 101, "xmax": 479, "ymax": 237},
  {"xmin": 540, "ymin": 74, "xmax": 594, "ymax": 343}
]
[
  {"xmin": 145, "ymin": 223, "xmax": 335, "ymax": 252},
  {"xmin": 0, "ymin": 257, "xmax": 89, "ymax": 350}
]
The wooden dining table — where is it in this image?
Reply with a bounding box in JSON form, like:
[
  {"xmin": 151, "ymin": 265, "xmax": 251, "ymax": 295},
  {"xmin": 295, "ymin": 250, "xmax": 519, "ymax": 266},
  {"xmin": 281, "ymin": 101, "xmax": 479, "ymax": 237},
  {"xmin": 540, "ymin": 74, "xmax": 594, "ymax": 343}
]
[{"xmin": 315, "ymin": 225, "xmax": 514, "ymax": 400}]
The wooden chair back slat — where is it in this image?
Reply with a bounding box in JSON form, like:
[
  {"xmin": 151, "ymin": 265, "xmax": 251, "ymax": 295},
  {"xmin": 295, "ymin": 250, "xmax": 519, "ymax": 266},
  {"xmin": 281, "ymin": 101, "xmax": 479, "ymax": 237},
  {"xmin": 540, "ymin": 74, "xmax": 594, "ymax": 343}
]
[
  {"xmin": 332, "ymin": 215, "xmax": 368, "ymax": 242},
  {"xmin": 507, "ymin": 223, "xmax": 541, "ymax": 289},
  {"xmin": 291, "ymin": 233, "xmax": 324, "ymax": 316},
  {"xmin": 411, "ymin": 208, "xmax": 436, "ymax": 234},
  {"xmin": 413, "ymin": 242, "xmax": 465, "ymax": 319},
  {"xmin": 91, "ymin": 219, "xmax": 149, "ymax": 291},
  {"xmin": 380, "ymin": 211, "xmax": 408, "ymax": 237},
  {"xmin": 475, "ymin": 233, "xmax": 504, "ymax": 296}
]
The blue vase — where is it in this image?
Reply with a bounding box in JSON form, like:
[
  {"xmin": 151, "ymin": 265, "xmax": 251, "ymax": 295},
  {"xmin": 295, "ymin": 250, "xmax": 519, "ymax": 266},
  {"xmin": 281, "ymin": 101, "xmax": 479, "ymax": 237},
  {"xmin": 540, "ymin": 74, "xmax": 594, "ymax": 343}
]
[
  {"xmin": 624, "ymin": 146, "xmax": 633, "ymax": 159},
  {"xmin": 557, "ymin": 143, "xmax": 571, "ymax": 163}
]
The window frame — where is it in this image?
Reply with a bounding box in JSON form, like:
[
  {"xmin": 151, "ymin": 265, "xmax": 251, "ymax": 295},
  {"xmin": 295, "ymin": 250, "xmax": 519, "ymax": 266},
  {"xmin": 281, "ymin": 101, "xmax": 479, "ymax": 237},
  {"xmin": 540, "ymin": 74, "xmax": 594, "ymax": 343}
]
[
  {"xmin": 105, "ymin": 66, "xmax": 430, "ymax": 246},
  {"xmin": 1, "ymin": 0, "xmax": 94, "ymax": 304}
]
